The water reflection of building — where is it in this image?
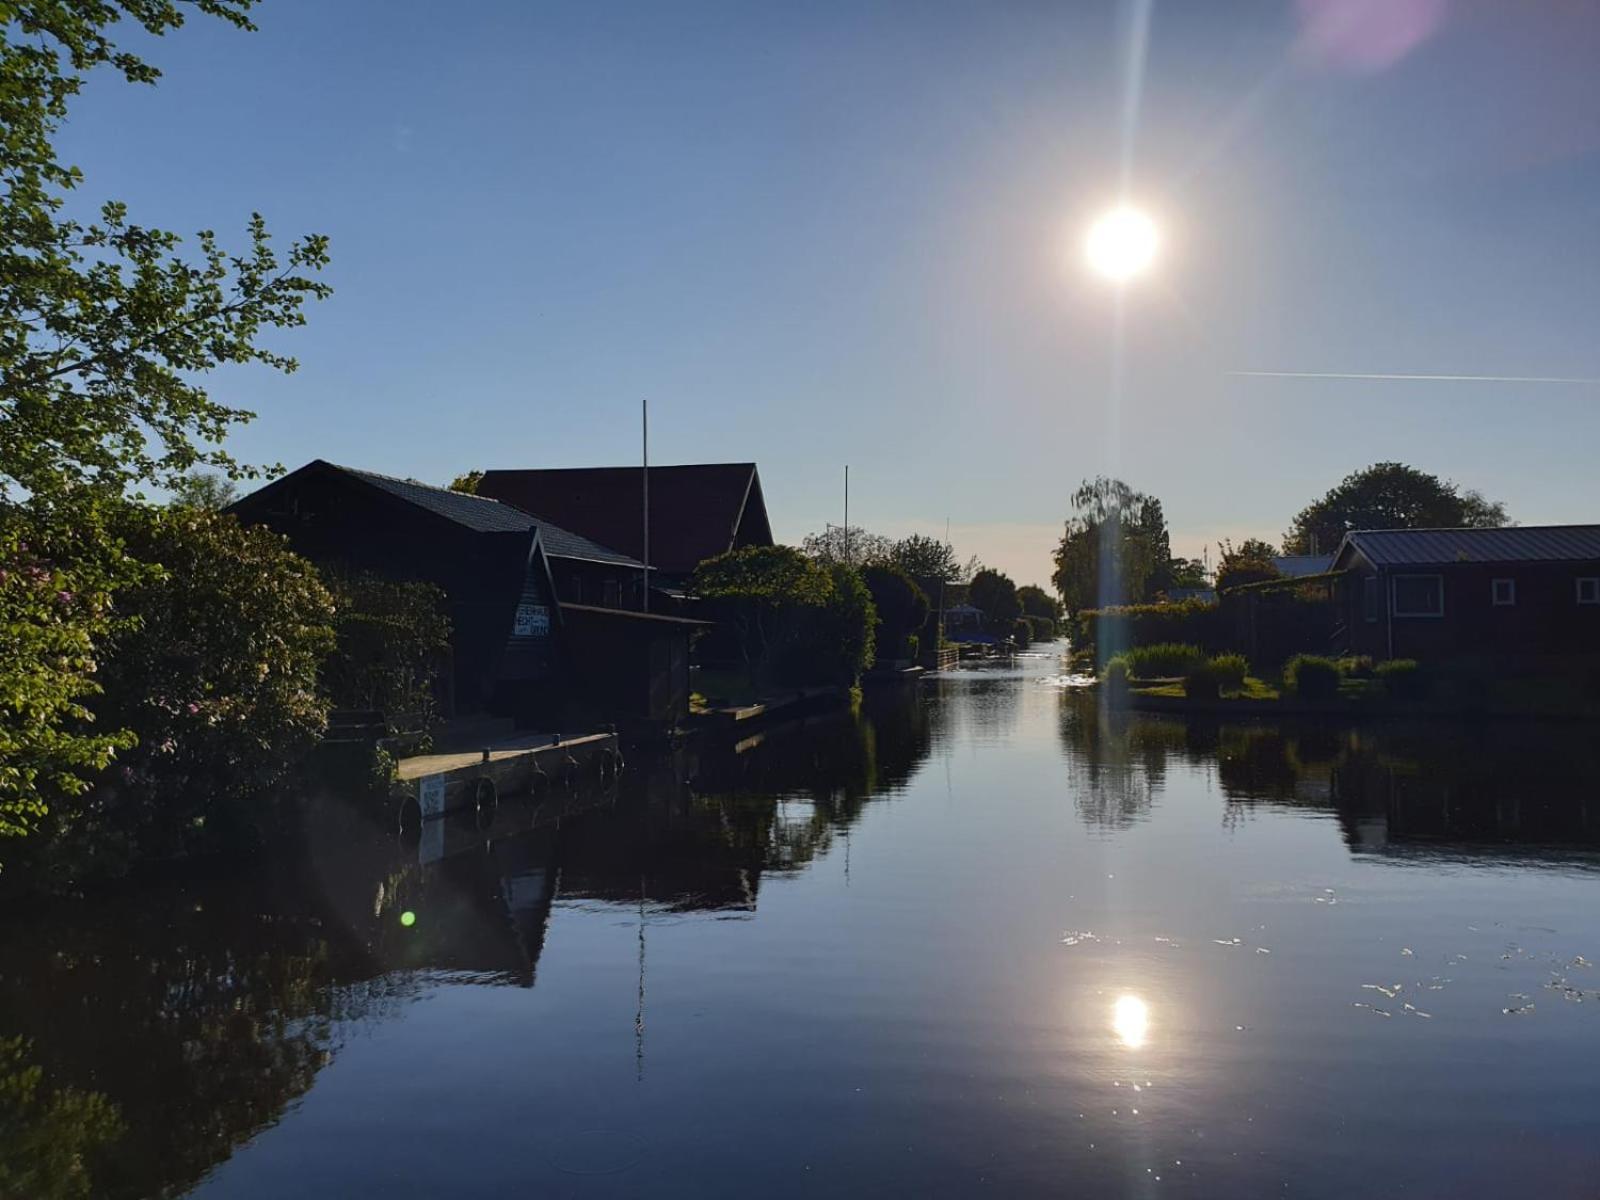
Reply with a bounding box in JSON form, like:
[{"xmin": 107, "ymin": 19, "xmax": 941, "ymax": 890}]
[{"xmin": 0, "ymin": 686, "xmax": 934, "ymax": 1200}]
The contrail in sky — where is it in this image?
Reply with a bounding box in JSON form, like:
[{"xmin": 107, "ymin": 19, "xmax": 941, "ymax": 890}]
[{"xmin": 1229, "ymin": 370, "xmax": 1600, "ymax": 386}]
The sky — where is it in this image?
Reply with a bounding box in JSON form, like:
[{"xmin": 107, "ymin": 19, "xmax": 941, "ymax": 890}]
[{"xmin": 60, "ymin": 0, "xmax": 1600, "ymax": 587}]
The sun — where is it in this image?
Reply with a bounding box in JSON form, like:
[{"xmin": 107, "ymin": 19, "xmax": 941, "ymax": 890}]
[
  {"xmin": 1111, "ymin": 993, "xmax": 1149, "ymax": 1049},
  {"xmin": 1085, "ymin": 205, "xmax": 1159, "ymax": 283}
]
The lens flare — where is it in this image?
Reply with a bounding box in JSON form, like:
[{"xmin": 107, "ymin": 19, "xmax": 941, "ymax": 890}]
[
  {"xmin": 1112, "ymin": 994, "xmax": 1149, "ymax": 1048},
  {"xmin": 1085, "ymin": 206, "xmax": 1159, "ymax": 282}
]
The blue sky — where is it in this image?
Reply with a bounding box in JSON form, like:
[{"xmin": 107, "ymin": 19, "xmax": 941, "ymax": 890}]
[{"xmin": 64, "ymin": 0, "xmax": 1600, "ymax": 585}]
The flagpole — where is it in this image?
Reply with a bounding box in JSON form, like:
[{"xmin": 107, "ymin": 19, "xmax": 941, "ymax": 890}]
[{"xmin": 642, "ymin": 398, "xmax": 650, "ymax": 613}]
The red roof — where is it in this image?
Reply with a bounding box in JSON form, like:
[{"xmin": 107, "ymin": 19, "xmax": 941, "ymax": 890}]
[{"xmin": 477, "ymin": 463, "xmax": 772, "ymax": 576}]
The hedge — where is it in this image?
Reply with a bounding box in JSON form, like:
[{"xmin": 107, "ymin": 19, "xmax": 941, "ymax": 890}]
[{"xmin": 1077, "ymin": 600, "xmax": 1226, "ymax": 664}]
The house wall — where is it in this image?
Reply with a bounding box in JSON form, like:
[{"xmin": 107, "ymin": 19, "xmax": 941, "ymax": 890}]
[
  {"xmin": 559, "ymin": 607, "xmax": 693, "ymax": 728},
  {"xmin": 1341, "ymin": 560, "xmax": 1600, "ymax": 660},
  {"xmin": 549, "ymin": 558, "xmax": 646, "ymax": 610}
]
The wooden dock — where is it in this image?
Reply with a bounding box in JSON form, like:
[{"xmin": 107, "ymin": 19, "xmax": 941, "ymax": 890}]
[{"xmin": 392, "ymin": 730, "xmax": 619, "ymax": 821}]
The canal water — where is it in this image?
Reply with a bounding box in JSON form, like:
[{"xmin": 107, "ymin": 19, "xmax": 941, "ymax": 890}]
[{"xmin": 4, "ymin": 646, "xmax": 1600, "ymax": 1198}]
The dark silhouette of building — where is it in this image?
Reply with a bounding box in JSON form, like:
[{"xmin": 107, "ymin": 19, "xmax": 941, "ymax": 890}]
[
  {"xmin": 1331, "ymin": 525, "xmax": 1600, "ymax": 659},
  {"xmin": 476, "ymin": 462, "xmax": 774, "ymax": 589}
]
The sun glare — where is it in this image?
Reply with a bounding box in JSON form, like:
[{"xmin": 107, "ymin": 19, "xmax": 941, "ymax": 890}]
[
  {"xmin": 1085, "ymin": 205, "xmax": 1159, "ymax": 283},
  {"xmin": 1112, "ymin": 994, "xmax": 1149, "ymax": 1049}
]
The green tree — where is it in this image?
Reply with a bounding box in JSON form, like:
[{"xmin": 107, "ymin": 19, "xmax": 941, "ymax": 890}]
[
  {"xmin": 1016, "ymin": 584, "xmax": 1063, "ymax": 620},
  {"xmin": 1215, "ymin": 537, "xmax": 1280, "ymax": 592},
  {"xmin": 1051, "ymin": 478, "xmax": 1170, "ymax": 612},
  {"xmin": 885, "ymin": 533, "xmax": 976, "ymax": 583},
  {"xmin": 0, "ymin": 1, "xmax": 330, "ymax": 837},
  {"xmin": 168, "ymin": 470, "xmax": 238, "ymax": 510},
  {"xmin": 1283, "ymin": 463, "xmax": 1509, "ymax": 554},
  {"xmin": 447, "ymin": 470, "xmax": 483, "ymax": 495},
  {"xmin": 321, "ymin": 570, "xmax": 451, "ymax": 719},
  {"xmin": 1166, "ymin": 558, "xmax": 1209, "ymax": 590},
  {"xmin": 862, "ymin": 563, "xmax": 929, "ymax": 660},
  {"xmin": 70, "ymin": 507, "xmax": 334, "ymax": 868},
  {"xmin": 691, "ymin": 546, "xmax": 875, "ymax": 688},
  {"xmin": 801, "ymin": 524, "xmax": 892, "ymax": 568},
  {"xmin": 968, "ymin": 567, "xmax": 1021, "ymax": 627}
]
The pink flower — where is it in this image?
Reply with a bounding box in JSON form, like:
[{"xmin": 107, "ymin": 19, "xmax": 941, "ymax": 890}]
[
  {"xmin": 186, "ymin": 702, "xmax": 201, "ymax": 715},
  {"xmin": 57, "ymin": 590, "xmax": 75, "ymax": 605}
]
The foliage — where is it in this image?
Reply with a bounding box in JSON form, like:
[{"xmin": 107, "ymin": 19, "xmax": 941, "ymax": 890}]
[
  {"xmin": 1215, "ymin": 537, "xmax": 1279, "ymax": 592},
  {"xmin": 1011, "ymin": 617, "xmax": 1033, "ymax": 645},
  {"xmin": 321, "ymin": 571, "xmax": 450, "ymax": 720},
  {"xmin": 1376, "ymin": 658, "xmax": 1430, "ymax": 700},
  {"xmin": 861, "ymin": 563, "xmax": 929, "ymax": 661},
  {"xmin": 1120, "ymin": 643, "xmax": 1207, "ymax": 679},
  {"xmin": 1338, "ymin": 655, "xmax": 1376, "ymax": 679},
  {"xmin": 0, "ymin": 515, "xmax": 134, "ymax": 839},
  {"xmin": 793, "ymin": 563, "xmax": 876, "ymax": 686},
  {"xmin": 1209, "ymin": 653, "xmax": 1249, "ymax": 692},
  {"xmin": 0, "ymin": 1036, "xmax": 123, "ymax": 1200},
  {"xmin": 0, "ymin": 2, "xmax": 330, "ymax": 846},
  {"xmin": 78, "ymin": 507, "xmax": 334, "ymax": 865},
  {"xmin": 168, "ymin": 470, "xmax": 238, "ymax": 510},
  {"xmin": 1284, "ymin": 654, "xmax": 1340, "ymax": 700},
  {"xmin": 446, "ymin": 470, "xmax": 483, "ymax": 495},
  {"xmin": 1052, "ymin": 477, "xmax": 1173, "ymax": 612},
  {"xmin": 1283, "ymin": 463, "xmax": 1509, "ymax": 555},
  {"xmin": 1078, "ymin": 600, "xmax": 1226, "ymax": 664},
  {"xmin": 691, "ymin": 546, "xmax": 875, "ymax": 688},
  {"xmin": 801, "ymin": 524, "xmax": 893, "ymax": 568},
  {"xmin": 1017, "ymin": 584, "xmax": 1063, "ymax": 620},
  {"xmin": 1020, "ymin": 614, "xmax": 1056, "ymax": 642},
  {"xmin": 968, "ymin": 567, "xmax": 1021, "ymax": 626},
  {"xmin": 1166, "ymin": 558, "xmax": 1209, "ymax": 590},
  {"xmin": 885, "ymin": 533, "xmax": 974, "ymax": 583}
]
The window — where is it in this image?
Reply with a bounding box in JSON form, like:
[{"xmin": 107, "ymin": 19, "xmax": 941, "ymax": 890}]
[
  {"xmin": 1579, "ymin": 577, "xmax": 1600, "ymax": 606},
  {"xmin": 1392, "ymin": 574, "xmax": 1444, "ymax": 618},
  {"xmin": 1491, "ymin": 578, "xmax": 1515, "ymax": 606},
  {"xmin": 1362, "ymin": 576, "xmax": 1380, "ymax": 622}
]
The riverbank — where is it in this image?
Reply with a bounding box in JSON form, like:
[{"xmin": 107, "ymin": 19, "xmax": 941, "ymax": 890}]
[{"xmin": 1114, "ymin": 674, "xmax": 1600, "ymax": 722}]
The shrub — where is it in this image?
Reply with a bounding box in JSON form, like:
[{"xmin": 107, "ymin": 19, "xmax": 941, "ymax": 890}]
[
  {"xmin": 1376, "ymin": 658, "xmax": 1430, "ymax": 701},
  {"xmin": 862, "ymin": 563, "xmax": 929, "ymax": 662},
  {"xmin": 85, "ymin": 507, "xmax": 336, "ymax": 864},
  {"xmin": 1120, "ymin": 643, "xmax": 1206, "ymax": 679},
  {"xmin": 1012, "ymin": 617, "xmax": 1034, "ymax": 646},
  {"xmin": 1284, "ymin": 654, "xmax": 1340, "ymax": 700},
  {"xmin": 1338, "ymin": 655, "xmax": 1376, "ymax": 679},
  {"xmin": 321, "ymin": 571, "xmax": 451, "ymax": 723},
  {"xmin": 1209, "ymin": 653, "xmax": 1249, "ymax": 692},
  {"xmin": 1024, "ymin": 614, "xmax": 1058, "ymax": 642}
]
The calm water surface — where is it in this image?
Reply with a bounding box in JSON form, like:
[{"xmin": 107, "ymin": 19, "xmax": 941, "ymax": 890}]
[{"xmin": 5, "ymin": 646, "xmax": 1600, "ymax": 1198}]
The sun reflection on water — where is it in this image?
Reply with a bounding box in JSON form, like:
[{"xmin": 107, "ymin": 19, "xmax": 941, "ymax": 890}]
[{"xmin": 1112, "ymin": 994, "xmax": 1149, "ymax": 1049}]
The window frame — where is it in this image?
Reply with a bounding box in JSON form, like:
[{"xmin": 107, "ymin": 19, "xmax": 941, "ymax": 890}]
[
  {"xmin": 1579, "ymin": 577, "xmax": 1600, "ymax": 606},
  {"xmin": 1391, "ymin": 573, "xmax": 1445, "ymax": 619},
  {"xmin": 1490, "ymin": 577, "xmax": 1516, "ymax": 607}
]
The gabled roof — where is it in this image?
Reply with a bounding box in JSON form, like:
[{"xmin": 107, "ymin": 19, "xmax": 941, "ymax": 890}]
[
  {"xmin": 242, "ymin": 461, "xmax": 645, "ymax": 568},
  {"xmin": 476, "ymin": 463, "xmax": 771, "ymax": 575},
  {"xmin": 1334, "ymin": 525, "xmax": 1600, "ymax": 568}
]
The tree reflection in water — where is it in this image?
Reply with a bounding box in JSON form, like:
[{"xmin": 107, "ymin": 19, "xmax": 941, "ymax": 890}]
[
  {"xmin": 1057, "ymin": 691, "xmax": 1600, "ymax": 861},
  {"xmin": 0, "ymin": 687, "xmax": 932, "ymax": 1199}
]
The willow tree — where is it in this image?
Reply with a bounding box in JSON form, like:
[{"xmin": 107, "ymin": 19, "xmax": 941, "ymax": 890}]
[{"xmin": 1, "ymin": 2, "xmax": 331, "ymax": 838}]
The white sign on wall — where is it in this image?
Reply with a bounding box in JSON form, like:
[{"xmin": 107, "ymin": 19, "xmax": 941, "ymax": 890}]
[{"xmin": 513, "ymin": 603, "xmax": 551, "ymax": 637}]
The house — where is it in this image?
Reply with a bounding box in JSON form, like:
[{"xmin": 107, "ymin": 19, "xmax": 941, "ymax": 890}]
[
  {"xmin": 229, "ymin": 461, "xmax": 702, "ymax": 728},
  {"xmin": 476, "ymin": 463, "xmax": 773, "ymax": 590},
  {"xmin": 1331, "ymin": 525, "xmax": 1600, "ymax": 660}
]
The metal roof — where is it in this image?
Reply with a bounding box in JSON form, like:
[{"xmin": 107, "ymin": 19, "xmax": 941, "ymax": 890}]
[
  {"xmin": 329, "ymin": 463, "xmax": 645, "ymax": 567},
  {"xmin": 1337, "ymin": 525, "xmax": 1600, "ymax": 567}
]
